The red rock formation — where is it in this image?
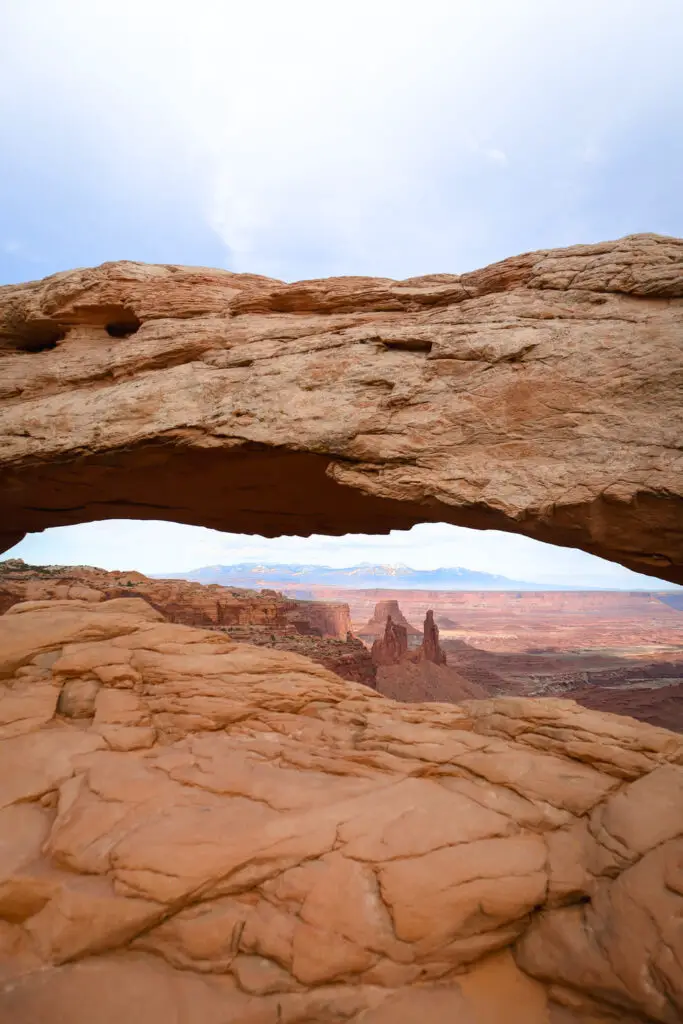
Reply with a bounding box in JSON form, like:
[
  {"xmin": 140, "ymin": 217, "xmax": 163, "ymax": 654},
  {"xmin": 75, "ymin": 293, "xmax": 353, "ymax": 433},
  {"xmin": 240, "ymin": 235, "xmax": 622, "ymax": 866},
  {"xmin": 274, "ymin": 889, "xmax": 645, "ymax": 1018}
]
[
  {"xmin": 376, "ymin": 660, "xmax": 487, "ymax": 703},
  {"xmin": 284, "ymin": 599, "xmax": 351, "ymax": 638},
  {"xmin": 0, "ymin": 560, "xmax": 373, "ymax": 689},
  {"xmin": 371, "ymin": 608, "xmax": 480, "ymax": 703},
  {"xmin": 372, "ymin": 609, "xmax": 447, "ymax": 668},
  {"xmin": 358, "ymin": 599, "xmax": 421, "ymax": 638},
  {"xmin": 414, "ymin": 609, "xmax": 447, "ymax": 665},
  {"xmin": 324, "ymin": 586, "xmax": 683, "ymax": 631},
  {"xmin": 3, "ymin": 596, "xmax": 683, "ymax": 1022},
  {"xmin": 370, "ymin": 616, "xmax": 409, "ymax": 666}
]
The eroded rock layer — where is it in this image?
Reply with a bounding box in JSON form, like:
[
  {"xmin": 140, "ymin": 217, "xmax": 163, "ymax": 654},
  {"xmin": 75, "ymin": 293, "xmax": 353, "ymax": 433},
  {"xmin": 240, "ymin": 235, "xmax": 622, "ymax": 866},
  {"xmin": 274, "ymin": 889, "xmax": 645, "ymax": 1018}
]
[
  {"xmin": 360, "ymin": 601, "xmax": 421, "ymax": 639},
  {"xmin": 216, "ymin": 625, "xmax": 377, "ymax": 689},
  {"xmin": 1, "ymin": 597, "xmax": 682, "ymax": 1023},
  {"xmin": 1, "ymin": 234, "xmax": 682, "ymax": 582},
  {"xmin": 0, "ymin": 559, "xmax": 351, "ymax": 636}
]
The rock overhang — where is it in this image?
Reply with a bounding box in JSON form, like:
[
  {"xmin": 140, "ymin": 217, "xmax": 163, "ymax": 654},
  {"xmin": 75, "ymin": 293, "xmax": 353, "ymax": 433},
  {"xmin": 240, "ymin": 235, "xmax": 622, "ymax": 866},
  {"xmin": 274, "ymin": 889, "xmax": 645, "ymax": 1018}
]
[{"xmin": 0, "ymin": 232, "xmax": 681, "ymax": 583}]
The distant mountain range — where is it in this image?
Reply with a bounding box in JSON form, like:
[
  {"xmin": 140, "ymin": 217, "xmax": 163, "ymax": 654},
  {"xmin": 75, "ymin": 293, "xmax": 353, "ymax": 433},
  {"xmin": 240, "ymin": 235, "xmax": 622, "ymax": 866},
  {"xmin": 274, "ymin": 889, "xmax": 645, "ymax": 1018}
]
[{"xmin": 155, "ymin": 562, "xmax": 606, "ymax": 591}]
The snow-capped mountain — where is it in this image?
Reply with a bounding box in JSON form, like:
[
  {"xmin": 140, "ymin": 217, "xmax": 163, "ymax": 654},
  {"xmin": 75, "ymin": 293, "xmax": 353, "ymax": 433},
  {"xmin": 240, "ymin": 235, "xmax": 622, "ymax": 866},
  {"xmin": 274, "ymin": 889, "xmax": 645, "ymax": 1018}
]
[{"xmin": 155, "ymin": 562, "xmax": 574, "ymax": 590}]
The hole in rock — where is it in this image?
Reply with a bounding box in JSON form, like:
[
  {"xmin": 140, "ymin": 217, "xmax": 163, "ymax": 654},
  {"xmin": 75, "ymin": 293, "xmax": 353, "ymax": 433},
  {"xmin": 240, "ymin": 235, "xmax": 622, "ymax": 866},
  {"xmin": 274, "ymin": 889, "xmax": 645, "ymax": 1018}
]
[
  {"xmin": 10, "ymin": 324, "xmax": 67, "ymax": 353},
  {"xmin": 380, "ymin": 338, "xmax": 433, "ymax": 352},
  {"xmin": 105, "ymin": 311, "xmax": 141, "ymax": 338},
  {"xmin": 21, "ymin": 335, "xmax": 61, "ymax": 353}
]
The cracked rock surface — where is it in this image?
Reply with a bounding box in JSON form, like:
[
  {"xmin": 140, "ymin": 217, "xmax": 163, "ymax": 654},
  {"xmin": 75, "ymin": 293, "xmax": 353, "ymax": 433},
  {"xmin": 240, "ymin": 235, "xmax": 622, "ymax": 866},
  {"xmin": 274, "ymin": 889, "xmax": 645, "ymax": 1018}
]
[
  {"xmin": 1, "ymin": 233, "xmax": 682, "ymax": 582},
  {"xmin": 1, "ymin": 598, "xmax": 682, "ymax": 1022}
]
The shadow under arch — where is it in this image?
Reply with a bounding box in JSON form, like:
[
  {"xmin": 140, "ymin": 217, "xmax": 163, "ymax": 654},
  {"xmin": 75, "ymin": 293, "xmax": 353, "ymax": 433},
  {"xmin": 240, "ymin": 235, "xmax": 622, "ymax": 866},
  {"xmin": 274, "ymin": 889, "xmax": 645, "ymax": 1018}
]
[{"xmin": 2, "ymin": 441, "xmax": 681, "ymax": 586}]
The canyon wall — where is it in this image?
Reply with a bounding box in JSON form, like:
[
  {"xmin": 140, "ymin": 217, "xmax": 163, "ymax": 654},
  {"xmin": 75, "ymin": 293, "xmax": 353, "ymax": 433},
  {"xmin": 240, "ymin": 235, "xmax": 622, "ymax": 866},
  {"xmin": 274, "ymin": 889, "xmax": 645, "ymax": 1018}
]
[
  {"xmin": 0, "ymin": 560, "xmax": 350, "ymax": 637},
  {"xmin": 220, "ymin": 625, "xmax": 376, "ymax": 688},
  {"xmin": 1, "ymin": 234, "xmax": 682, "ymax": 584},
  {"xmin": 319, "ymin": 588, "xmax": 683, "ymax": 626},
  {"xmin": 0, "ymin": 560, "xmax": 373, "ymax": 690}
]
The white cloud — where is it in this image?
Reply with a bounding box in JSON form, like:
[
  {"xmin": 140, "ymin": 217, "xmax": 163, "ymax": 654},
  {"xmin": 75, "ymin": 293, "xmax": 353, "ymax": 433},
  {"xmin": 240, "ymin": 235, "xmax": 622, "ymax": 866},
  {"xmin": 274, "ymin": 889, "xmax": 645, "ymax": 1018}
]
[
  {"xmin": 482, "ymin": 148, "xmax": 509, "ymax": 166},
  {"xmin": 3, "ymin": 0, "xmax": 682, "ymax": 278}
]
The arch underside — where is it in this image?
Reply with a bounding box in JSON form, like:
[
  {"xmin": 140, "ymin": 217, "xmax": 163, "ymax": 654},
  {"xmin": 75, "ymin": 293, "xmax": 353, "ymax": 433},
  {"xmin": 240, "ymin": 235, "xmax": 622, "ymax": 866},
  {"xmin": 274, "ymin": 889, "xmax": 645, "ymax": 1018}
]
[
  {"xmin": 1, "ymin": 442, "xmax": 682, "ymax": 584},
  {"xmin": 1, "ymin": 233, "xmax": 682, "ymax": 583}
]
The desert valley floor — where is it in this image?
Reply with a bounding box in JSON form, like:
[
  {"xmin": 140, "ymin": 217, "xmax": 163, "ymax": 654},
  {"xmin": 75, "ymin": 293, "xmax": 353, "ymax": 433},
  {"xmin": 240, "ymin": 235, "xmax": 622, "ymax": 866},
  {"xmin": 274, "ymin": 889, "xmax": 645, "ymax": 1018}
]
[{"xmin": 304, "ymin": 585, "xmax": 683, "ymax": 731}]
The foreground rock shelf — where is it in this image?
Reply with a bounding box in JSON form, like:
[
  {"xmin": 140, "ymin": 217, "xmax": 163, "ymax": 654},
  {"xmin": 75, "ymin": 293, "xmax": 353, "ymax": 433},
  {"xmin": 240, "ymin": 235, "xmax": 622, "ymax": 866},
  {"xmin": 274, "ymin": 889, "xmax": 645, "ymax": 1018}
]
[
  {"xmin": 1, "ymin": 597, "xmax": 682, "ymax": 1022},
  {"xmin": 0, "ymin": 559, "xmax": 376, "ymax": 687},
  {"xmin": 1, "ymin": 233, "xmax": 682, "ymax": 582}
]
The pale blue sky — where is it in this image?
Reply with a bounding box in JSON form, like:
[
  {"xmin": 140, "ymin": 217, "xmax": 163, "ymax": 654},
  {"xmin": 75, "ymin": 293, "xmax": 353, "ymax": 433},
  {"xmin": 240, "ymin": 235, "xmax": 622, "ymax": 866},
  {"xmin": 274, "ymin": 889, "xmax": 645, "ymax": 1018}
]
[{"xmin": 2, "ymin": 1, "xmax": 682, "ymax": 586}]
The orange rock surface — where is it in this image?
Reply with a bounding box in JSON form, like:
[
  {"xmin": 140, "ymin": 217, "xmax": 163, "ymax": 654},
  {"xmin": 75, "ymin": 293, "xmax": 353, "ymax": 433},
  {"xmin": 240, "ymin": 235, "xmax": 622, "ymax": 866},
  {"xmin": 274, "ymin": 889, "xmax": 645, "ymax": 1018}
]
[
  {"xmin": 1, "ymin": 235, "xmax": 683, "ymax": 584},
  {"xmin": 216, "ymin": 624, "xmax": 376, "ymax": 689},
  {"xmin": 1, "ymin": 596, "xmax": 682, "ymax": 1022},
  {"xmin": 415, "ymin": 610, "xmax": 447, "ymax": 666}
]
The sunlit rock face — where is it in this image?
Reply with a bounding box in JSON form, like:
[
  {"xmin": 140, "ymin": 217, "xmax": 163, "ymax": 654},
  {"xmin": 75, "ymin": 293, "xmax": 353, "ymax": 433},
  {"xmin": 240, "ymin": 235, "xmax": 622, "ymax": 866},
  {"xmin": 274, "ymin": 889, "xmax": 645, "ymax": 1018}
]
[
  {"xmin": 371, "ymin": 608, "xmax": 446, "ymax": 667},
  {"xmin": 1, "ymin": 233, "xmax": 683, "ymax": 583},
  {"xmin": 1, "ymin": 596, "xmax": 683, "ymax": 1022},
  {"xmin": 0, "ymin": 560, "xmax": 376, "ymax": 689},
  {"xmin": 1, "ymin": 233, "xmax": 683, "ymax": 1022}
]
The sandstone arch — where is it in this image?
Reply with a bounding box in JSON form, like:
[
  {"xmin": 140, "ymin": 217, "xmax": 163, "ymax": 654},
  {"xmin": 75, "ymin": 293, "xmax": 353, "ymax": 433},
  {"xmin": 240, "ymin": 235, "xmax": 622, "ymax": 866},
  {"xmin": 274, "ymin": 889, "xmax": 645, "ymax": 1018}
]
[{"xmin": 1, "ymin": 233, "xmax": 682, "ymax": 583}]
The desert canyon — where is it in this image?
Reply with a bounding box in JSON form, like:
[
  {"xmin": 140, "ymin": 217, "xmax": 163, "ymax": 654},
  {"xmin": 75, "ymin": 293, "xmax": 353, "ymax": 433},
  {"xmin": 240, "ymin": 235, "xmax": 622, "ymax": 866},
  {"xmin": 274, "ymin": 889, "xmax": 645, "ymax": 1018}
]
[{"xmin": 0, "ymin": 235, "xmax": 682, "ymax": 1023}]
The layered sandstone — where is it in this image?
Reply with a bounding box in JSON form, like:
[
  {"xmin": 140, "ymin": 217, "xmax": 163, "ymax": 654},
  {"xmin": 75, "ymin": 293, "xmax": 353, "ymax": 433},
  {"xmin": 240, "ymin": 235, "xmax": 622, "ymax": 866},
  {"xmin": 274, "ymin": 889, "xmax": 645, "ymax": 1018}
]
[
  {"xmin": 0, "ymin": 558, "xmax": 351, "ymax": 637},
  {"xmin": 1, "ymin": 597, "xmax": 683, "ymax": 1023},
  {"xmin": 0, "ymin": 560, "xmax": 374, "ymax": 689},
  {"xmin": 371, "ymin": 608, "xmax": 447, "ymax": 668},
  {"xmin": 359, "ymin": 600, "xmax": 421, "ymax": 639},
  {"xmin": 341, "ymin": 588, "xmax": 683, "ymax": 634},
  {"xmin": 1, "ymin": 234, "xmax": 682, "ymax": 582}
]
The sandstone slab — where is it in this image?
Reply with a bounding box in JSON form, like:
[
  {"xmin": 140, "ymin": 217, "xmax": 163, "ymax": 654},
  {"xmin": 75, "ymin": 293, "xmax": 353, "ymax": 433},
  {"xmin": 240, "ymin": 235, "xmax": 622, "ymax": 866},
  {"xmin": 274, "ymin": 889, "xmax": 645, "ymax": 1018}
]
[{"xmin": 1, "ymin": 598, "xmax": 683, "ymax": 1021}]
